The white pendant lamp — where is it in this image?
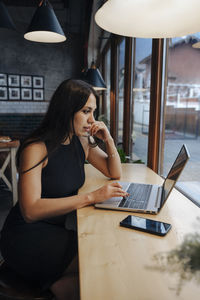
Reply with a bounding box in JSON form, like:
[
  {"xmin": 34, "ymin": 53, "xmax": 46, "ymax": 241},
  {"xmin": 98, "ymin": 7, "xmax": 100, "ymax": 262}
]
[{"xmin": 95, "ymin": 0, "xmax": 200, "ymax": 38}]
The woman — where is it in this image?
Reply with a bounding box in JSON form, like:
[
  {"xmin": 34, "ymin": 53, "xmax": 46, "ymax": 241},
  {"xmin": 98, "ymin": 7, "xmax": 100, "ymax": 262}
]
[{"xmin": 0, "ymin": 79, "xmax": 128, "ymax": 300}]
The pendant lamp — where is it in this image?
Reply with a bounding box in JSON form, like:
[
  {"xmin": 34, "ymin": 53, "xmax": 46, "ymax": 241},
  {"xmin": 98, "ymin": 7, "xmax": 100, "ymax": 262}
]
[
  {"xmin": 82, "ymin": 10, "xmax": 106, "ymax": 91},
  {"xmin": 0, "ymin": 1, "xmax": 16, "ymax": 31},
  {"xmin": 24, "ymin": 0, "xmax": 66, "ymax": 43},
  {"xmin": 82, "ymin": 62, "xmax": 107, "ymax": 91},
  {"xmin": 95, "ymin": 0, "xmax": 200, "ymax": 38}
]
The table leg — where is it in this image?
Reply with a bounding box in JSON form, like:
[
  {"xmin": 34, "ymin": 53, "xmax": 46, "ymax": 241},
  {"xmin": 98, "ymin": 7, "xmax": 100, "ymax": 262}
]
[{"xmin": 10, "ymin": 148, "xmax": 18, "ymax": 206}]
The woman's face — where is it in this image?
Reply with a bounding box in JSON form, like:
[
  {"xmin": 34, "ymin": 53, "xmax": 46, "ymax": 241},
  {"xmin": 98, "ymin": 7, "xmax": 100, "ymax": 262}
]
[{"xmin": 73, "ymin": 93, "xmax": 97, "ymax": 137}]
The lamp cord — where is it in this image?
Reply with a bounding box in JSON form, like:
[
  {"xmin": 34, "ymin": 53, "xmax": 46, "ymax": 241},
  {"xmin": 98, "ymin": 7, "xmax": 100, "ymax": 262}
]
[{"xmin": 39, "ymin": 0, "xmax": 49, "ymax": 7}]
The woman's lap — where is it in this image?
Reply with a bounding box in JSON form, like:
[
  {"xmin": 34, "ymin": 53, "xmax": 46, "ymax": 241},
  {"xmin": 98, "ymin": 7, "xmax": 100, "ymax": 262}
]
[{"xmin": 0, "ymin": 221, "xmax": 78, "ymax": 290}]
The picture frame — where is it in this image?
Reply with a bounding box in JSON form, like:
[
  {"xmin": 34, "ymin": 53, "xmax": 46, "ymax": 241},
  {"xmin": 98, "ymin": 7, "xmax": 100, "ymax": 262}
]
[
  {"xmin": 8, "ymin": 74, "xmax": 20, "ymax": 87},
  {"xmin": 21, "ymin": 75, "xmax": 32, "ymax": 87},
  {"xmin": 0, "ymin": 87, "xmax": 8, "ymax": 100},
  {"xmin": 21, "ymin": 88, "xmax": 32, "ymax": 100},
  {"xmin": 33, "ymin": 89, "xmax": 44, "ymax": 101},
  {"xmin": 9, "ymin": 87, "xmax": 20, "ymax": 100},
  {"xmin": 0, "ymin": 74, "xmax": 7, "ymax": 86},
  {"xmin": 33, "ymin": 76, "xmax": 44, "ymax": 88}
]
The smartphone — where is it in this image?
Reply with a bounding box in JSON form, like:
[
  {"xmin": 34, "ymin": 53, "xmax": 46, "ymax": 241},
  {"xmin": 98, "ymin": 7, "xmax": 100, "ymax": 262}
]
[{"xmin": 120, "ymin": 215, "xmax": 172, "ymax": 236}]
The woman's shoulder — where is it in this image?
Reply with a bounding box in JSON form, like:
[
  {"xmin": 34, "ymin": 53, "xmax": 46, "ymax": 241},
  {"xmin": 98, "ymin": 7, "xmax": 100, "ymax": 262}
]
[
  {"xmin": 22, "ymin": 140, "xmax": 47, "ymax": 154},
  {"xmin": 19, "ymin": 141, "xmax": 48, "ymax": 172}
]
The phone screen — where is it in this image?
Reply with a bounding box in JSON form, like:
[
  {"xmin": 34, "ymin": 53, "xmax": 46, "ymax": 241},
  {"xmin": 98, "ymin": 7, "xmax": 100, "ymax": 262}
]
[{"xmin": 120, "ymin": 215, "xmax": 171, "ymax": 236}]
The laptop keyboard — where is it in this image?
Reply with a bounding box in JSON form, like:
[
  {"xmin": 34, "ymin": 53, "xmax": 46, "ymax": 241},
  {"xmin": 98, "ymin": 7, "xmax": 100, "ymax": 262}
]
[{"xmin": 119, "ymin": 183, "xmax": 153, "ymax": 210}]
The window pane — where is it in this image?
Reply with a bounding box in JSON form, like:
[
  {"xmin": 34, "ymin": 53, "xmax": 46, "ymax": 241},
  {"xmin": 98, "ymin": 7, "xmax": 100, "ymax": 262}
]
[
  {"xmin": 131, "ymin": 38, "xmax": 152, "ymax": 163},
  {"xmin": 104, "ymin": 48, "xmax": 111, "ymax": 129},
  {"xmin": 98, "ymin": 64, "xmax": 103, "ymax": 117},
  {"xmin": 117, "ymin": 39, "xmax": 125, "ymax": 145},
  {"xmin": 162, "ymin": 36, "xmax": 200, "ymax": 206}
]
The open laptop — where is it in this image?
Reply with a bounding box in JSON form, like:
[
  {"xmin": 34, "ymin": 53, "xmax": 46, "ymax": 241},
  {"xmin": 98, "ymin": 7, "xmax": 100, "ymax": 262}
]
[{"xmin": 95, "ymin": 144, "xmax": 190, "ymax": 214}]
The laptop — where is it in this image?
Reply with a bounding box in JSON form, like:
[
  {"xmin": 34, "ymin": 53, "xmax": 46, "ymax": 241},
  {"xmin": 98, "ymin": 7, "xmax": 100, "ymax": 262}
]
[{"xmin": 95, "ymin": 144, "xmax": 190, "ymax": 214}]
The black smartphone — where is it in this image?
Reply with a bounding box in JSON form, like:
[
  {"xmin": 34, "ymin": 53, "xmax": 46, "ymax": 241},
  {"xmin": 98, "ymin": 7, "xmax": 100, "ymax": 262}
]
[{"xmin": 120, "ymin": 215, "xmax": 172, "ymax": 236}]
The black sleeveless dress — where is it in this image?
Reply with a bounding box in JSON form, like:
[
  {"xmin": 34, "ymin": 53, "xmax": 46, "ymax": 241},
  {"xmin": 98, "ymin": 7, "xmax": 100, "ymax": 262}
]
[{"xmin": 0, "ymin": 135, "xmax": 85, "ymax": 290}]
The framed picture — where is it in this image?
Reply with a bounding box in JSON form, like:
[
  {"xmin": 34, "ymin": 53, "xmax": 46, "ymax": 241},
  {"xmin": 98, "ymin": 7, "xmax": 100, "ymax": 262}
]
[
  {"xmin": 33, "ymin": 76, "xmax": 44, "ymax": 88},
  {"xmin": 9, "ymin": 87, "xmax": 20, "ymax": 100},
  {"xmin": 8, "ymin": 74, "xmax": 20, "ymax": 87},
  {"xmin": 21, "ymin": 75, "xmax": 32, "ymax": 87},
  {"xmin": 0, "ymin": 74, "xmax": 7, "ymax": 86},
  {"xmin": 0, "ymin": 87, "xmax": 8, "ymax": 100},
  {"xmin": 33, "ymin": 89, "xmax": 44, "ymax": 101},
  {"xmin": 21, "ymin": 88, "xmax": 32, "ymax": 100}
]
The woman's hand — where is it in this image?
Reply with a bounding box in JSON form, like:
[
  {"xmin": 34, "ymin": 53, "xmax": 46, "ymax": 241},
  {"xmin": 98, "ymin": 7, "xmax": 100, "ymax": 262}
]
[
  {"xmin": 88, "ymin": 182, "xmax": 129, "ymax": 204},
  {"xmin": 90, "ymin": 121, "xmax": 112, "ymax": 142}
]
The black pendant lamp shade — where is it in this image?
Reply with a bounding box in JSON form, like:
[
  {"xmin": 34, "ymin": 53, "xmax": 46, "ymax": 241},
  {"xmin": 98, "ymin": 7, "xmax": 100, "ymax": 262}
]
[
  {"xmin": 0, "ymin": 1, "xmax": 16, "ymax": 31},
  {"xmin": 82, "ymin": 62, "xmax": 107, "ymax": 91},
  {"xmin": 24, "ymin": 0, "xmax": 66, "ymax": 43}
]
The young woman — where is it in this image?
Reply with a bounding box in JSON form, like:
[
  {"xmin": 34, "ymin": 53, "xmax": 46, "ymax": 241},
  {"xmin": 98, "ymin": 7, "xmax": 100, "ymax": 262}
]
[{"xmin": 0, "ymin": 79, "xmax": 128, "ymax": 300}]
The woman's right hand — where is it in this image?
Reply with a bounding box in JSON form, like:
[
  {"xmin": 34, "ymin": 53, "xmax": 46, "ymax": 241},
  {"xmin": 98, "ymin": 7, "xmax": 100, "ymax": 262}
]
[{"xmin": 88, "ymin": 182, "xmax": 129, "ymax": 204}]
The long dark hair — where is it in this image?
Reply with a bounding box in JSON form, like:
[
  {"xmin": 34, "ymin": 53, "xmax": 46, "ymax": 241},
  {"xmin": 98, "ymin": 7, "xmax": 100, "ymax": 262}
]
[{"xmin": 17, "ymin": 79, "xmax": 98, "ymax": 172}]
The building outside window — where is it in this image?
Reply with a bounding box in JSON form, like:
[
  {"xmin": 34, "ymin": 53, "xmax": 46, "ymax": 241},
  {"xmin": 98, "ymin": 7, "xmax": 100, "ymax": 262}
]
[
  {"xmin": 131, "ymin": 38, "xmax": 152, "ymax": 163},
  {"xmin": 161, "ymin": 35, "xmax": 200, "ymax": 206}
]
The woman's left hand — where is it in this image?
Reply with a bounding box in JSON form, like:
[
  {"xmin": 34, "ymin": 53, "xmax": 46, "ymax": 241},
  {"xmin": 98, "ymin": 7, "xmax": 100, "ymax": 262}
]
[{"xmin": 90, "ymin": 121, "xmax": 111, "ymax": 142}]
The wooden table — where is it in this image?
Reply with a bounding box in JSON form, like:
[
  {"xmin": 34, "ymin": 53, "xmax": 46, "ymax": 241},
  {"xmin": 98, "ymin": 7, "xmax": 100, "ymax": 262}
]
[
  {"xmin": 77, "ymin": 164, "xmax": 200, "ymax": 300},
  {"xmin": 0, "ymin": 140, "xmax": 20, "ymax": 205}
]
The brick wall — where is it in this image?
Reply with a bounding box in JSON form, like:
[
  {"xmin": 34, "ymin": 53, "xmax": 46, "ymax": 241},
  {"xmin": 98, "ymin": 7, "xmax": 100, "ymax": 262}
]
[
  {"xmin": 0, "ymin": 114, "xmax": 45, "ymax": 140},
  {"xmin": 0, "ymin": 101, "xmax": 49, "ymax": 114}
]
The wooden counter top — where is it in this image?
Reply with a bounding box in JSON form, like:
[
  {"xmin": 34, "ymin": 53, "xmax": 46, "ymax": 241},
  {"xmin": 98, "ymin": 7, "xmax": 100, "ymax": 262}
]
[{"xmin": 77, "ymin": 164, "xmax": 200, "ymax": 300}]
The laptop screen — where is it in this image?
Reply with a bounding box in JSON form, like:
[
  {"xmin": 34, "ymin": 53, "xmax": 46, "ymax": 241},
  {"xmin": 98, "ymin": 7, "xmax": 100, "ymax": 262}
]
[{"xmin": 160, "ymin": 144, "xmax": 190, "ymax": 209}]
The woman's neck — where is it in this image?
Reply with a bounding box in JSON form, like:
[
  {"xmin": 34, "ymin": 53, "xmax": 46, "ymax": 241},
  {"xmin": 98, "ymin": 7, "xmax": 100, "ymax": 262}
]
[{"xmin": 62, "ymin": 133, "xmax": 74, "ymax": 145}]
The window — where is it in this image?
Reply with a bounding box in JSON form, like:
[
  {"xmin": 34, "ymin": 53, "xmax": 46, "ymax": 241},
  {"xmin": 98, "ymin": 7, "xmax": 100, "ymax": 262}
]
[
  {"xmin": 103, "ymin": 48, "xmax": 111, "ymax": 129},
  {"xmin": 117, "ymin": 38, "xmax": 125, "ymax": 145},
  {"xmin": 161, "ymin": 35, "xmax": 200, "ymax": 206},
  {"xmin": 131, "ymin": 38, "xmax": 152, "ymax": 163}
]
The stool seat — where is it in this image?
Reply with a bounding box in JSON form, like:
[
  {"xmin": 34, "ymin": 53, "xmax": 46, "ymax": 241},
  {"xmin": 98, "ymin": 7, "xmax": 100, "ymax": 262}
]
[{"xmin": 0, "ymin": 260, "xmax": 53, "ymax": 300}]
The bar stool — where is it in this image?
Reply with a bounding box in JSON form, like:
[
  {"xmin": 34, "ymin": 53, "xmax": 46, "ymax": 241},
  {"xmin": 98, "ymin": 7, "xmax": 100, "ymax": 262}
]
[
  {"xmin": 0, "ymin": 140, "xmax": 20, "ymax": 206},
  {"xmin": 0, "ymin": 259, "xmax": 54, "ymax": 300}
]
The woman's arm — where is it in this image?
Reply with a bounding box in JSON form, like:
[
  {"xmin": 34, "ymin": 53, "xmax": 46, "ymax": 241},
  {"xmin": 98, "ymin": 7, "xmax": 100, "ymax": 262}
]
[
  {"xmin": 19, "ymin": 142, "xmax": 126, "ymax": 223},
  {"xmin": 86, "ymin": 121, "xmax": 122, "ymax": 179}
]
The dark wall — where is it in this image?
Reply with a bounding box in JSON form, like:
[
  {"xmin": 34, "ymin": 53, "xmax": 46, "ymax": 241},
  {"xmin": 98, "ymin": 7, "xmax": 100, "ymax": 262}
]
[
  {"xmin": 0, "ymin": 114, "xmax": 44, "ymax": 140},
  {"xmin": 0, "ymin": 6, "xmax": 84, "ymax": 101},
  {"xmin": 0, "ymin": 6, "xmax": 85, "ymax": 139},
  {"xmin": 0, "ymin": 31, "xmax": 84, "ymax": 101}
]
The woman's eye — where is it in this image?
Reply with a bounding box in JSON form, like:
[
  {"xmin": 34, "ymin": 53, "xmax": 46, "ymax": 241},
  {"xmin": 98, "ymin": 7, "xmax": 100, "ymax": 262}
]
[{"xmin": 82, "ymin": 110, "xmax": 90, "ymax": 114}]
